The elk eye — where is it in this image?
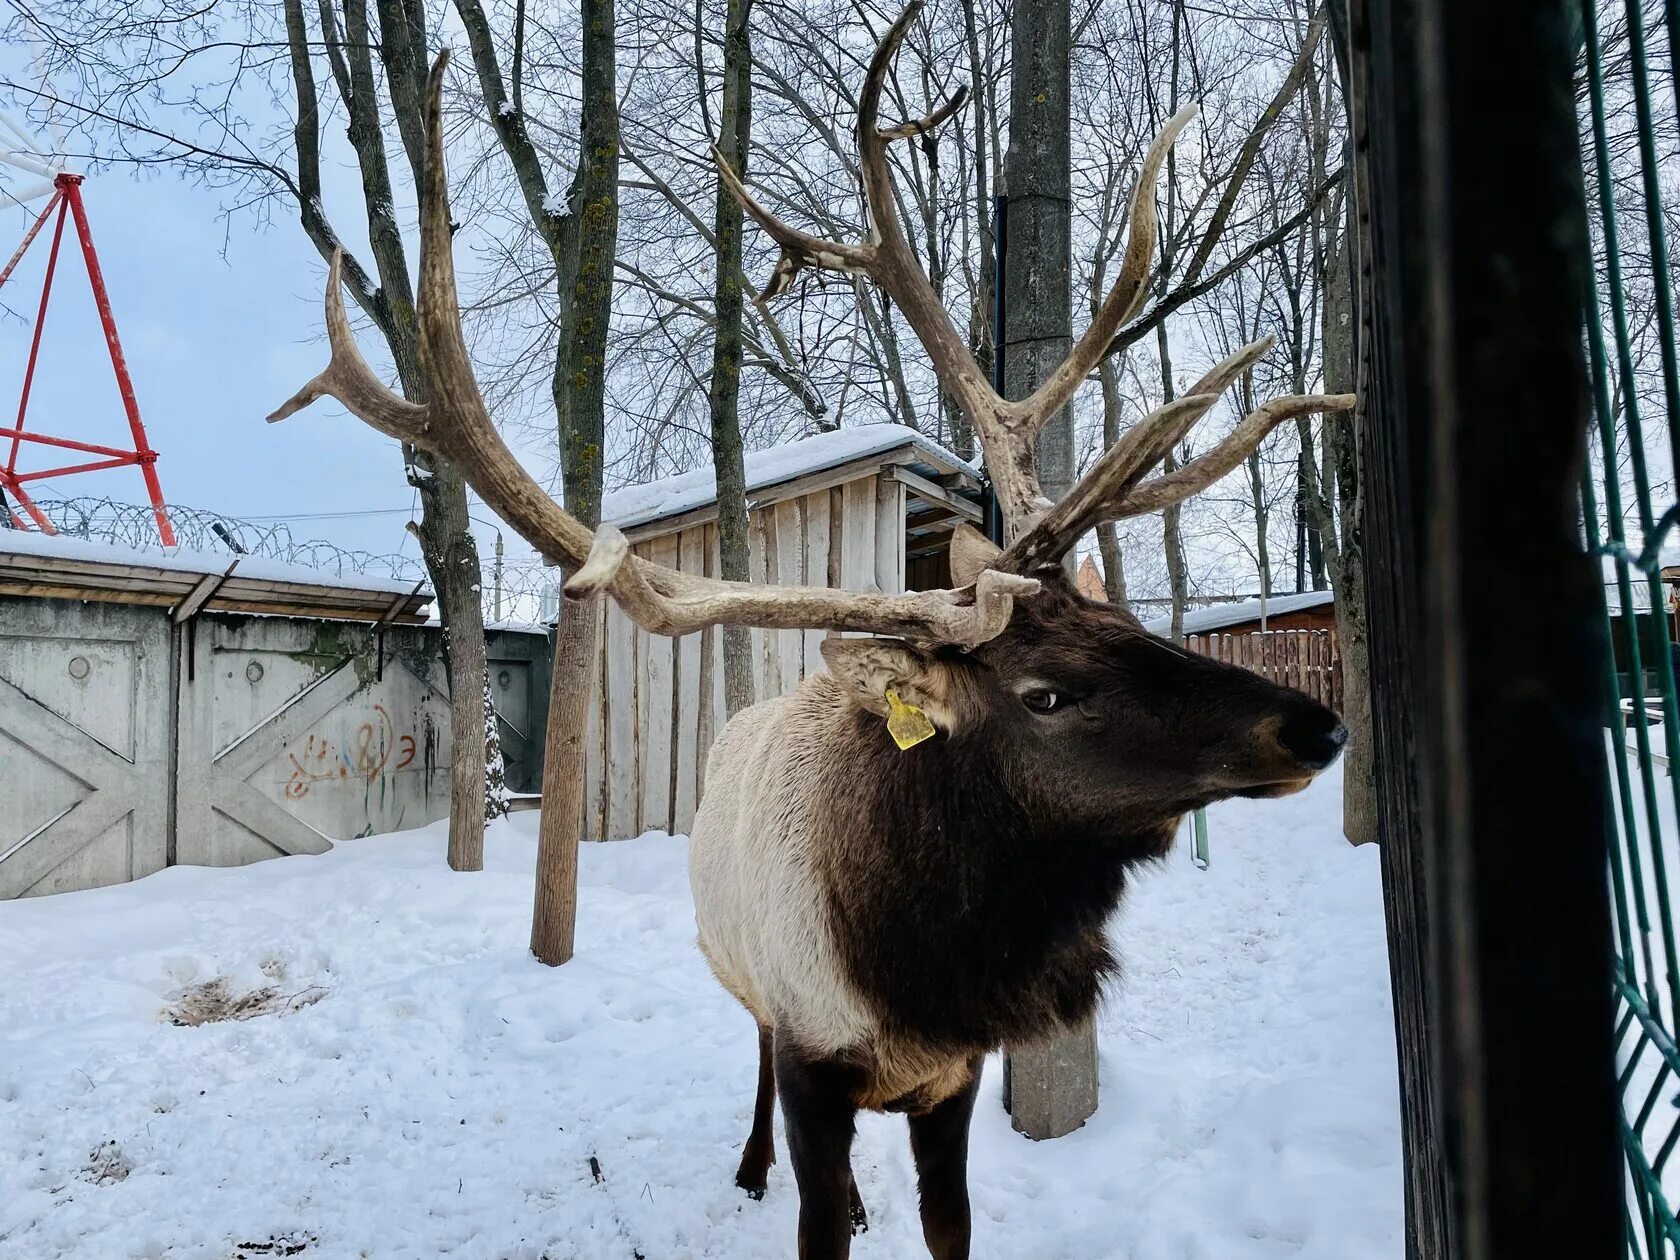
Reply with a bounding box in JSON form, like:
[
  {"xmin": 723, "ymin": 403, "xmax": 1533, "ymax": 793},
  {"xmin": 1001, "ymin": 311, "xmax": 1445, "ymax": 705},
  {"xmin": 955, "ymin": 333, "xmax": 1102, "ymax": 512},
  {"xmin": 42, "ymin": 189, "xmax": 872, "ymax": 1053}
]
[{"xmin": 1022, "ymin": 689, "xmax": 1063, "ymax": 714}]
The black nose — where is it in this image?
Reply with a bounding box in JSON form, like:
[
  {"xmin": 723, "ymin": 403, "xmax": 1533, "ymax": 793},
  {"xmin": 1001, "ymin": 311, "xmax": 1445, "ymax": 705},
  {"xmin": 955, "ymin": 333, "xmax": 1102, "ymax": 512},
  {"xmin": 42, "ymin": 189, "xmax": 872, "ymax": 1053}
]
[{"xmin": 1279, "ymin": 711, "xmax": 1348, "ymax": 771}]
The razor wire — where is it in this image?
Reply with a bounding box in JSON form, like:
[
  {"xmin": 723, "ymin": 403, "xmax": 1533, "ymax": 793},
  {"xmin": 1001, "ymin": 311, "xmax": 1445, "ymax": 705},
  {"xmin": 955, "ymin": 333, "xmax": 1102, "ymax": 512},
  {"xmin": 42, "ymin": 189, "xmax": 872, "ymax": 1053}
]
[{"xmin": 15, "ymin": 495, "xmax": 562, "ymax": 625}]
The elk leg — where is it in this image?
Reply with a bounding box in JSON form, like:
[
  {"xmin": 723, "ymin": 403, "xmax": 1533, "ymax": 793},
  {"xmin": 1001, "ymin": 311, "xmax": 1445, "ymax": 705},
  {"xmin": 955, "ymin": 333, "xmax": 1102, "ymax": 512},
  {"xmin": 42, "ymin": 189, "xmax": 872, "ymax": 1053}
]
[
  {"xmin": 906, "ymin": 1056, "xmax": 984, "ymax": 1260},
  {"xmin": 773, "ymin": 1033, "xmax": 862, "ymax": 1260},
  {"xmin": 735, "ymin": 1024, "xmax": 777, "ymax": 1198},
  {"xmin": 848, "ymin": 1172, "xmax": 868, "ymax": 1234}
]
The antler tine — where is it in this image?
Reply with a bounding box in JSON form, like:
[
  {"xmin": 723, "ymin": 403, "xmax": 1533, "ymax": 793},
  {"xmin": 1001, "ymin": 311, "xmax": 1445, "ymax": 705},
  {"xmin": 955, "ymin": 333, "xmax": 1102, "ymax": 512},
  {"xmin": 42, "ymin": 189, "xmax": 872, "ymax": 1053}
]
[
  {"xmin": 269, "ymin": 49, "xmax": 1043, "ymax": 648},
  {"xmin": 855, "ymin": 2, "xmax": 924, "ymax": 247},
  {"xmin": 562, "ymin": 520, "xmax": 1041, "ymax": 645},
  {"xmin": 877, "ymin": 83, "xmax": 970, "ymax": 142},
  {"xmin": 1113, "ymin": 393, "xmax": 1357, "ymax": 519},
  {"xmin": 266, "ymin": 250, "xmax": 431, "ymax": 442},
  {"xmin": 998, "ymin": 393, "xmax": 1220, "ymax": 573},
  {"xmin": 709, "ymin": 144, "xmax": 872, "ymax": 301},
  {"xmin": 1128, "ymin": 334, "xmax": 1274, "ymax": 475},
  {"xmin": 994, "ymin": 337, "xmax": 1328, "ymax": 573},
  {"xmin": 1013, "ymin": 102, "xmax": 1199, "ymax": 431}
]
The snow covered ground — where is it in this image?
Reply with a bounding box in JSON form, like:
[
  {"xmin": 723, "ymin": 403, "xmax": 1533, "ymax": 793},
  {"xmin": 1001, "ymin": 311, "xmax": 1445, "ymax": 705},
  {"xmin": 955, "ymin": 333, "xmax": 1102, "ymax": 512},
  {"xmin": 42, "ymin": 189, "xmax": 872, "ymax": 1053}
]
[{"xmin": 0, "ymin": 763, "xmax": 1400, "ymax": 1259}]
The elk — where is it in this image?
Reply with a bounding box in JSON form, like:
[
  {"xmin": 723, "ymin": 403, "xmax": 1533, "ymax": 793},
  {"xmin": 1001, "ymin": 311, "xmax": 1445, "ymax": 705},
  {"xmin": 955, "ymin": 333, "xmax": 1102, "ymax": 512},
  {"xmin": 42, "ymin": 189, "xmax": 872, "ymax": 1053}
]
[{"xmin": 270, "ymin": 11, "xmax": 1353, "ymax": 1259}]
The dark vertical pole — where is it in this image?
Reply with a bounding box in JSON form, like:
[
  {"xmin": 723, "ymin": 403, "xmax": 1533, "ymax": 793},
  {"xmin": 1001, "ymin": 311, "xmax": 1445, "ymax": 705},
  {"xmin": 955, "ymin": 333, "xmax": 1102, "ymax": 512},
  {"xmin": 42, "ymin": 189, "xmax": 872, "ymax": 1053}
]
[
  {"xmin": 1353, "ymin": 0, "xmax": 1622, "ymax": 1255},
  {"xmin": 984, "ymin": 192, "xmax": 1009, "ymax": 548}
]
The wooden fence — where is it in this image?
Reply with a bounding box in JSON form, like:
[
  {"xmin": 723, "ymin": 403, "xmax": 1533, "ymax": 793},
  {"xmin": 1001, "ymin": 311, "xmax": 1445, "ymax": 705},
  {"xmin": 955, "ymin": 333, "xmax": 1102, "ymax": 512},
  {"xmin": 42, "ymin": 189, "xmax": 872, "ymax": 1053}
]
[{"xmin": 1183, "ymin": 628, "xmax": 1343, "ymax": 710}]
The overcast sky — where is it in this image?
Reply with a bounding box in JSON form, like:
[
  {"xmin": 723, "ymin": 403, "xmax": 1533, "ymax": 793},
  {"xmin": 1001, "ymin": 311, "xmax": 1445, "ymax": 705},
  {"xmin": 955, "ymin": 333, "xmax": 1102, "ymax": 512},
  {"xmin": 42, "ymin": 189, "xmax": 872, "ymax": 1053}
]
[{"xmin": 0, "ymin": 136, "xmax": 548, "ymax": 568}]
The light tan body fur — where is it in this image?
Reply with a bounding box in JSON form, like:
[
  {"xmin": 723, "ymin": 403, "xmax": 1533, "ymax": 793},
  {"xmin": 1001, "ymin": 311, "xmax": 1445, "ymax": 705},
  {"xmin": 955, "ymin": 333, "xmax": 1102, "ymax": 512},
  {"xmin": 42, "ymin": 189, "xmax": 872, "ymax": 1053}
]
[{"xmin": 689, "ymin": 675, "xmax": 975, "ymax": 1111}]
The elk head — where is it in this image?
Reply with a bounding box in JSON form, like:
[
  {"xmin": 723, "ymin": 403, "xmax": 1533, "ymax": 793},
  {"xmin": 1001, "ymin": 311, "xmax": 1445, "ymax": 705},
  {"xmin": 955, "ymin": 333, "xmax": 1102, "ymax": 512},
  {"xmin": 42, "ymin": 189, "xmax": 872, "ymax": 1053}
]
[
  {"xmin": 825, "ymin": 525, "xmax": 1346, "ymax": 855},
  {"xmin": 268, "ymin": 6, "xmax": 1354, "ymax": 815}
]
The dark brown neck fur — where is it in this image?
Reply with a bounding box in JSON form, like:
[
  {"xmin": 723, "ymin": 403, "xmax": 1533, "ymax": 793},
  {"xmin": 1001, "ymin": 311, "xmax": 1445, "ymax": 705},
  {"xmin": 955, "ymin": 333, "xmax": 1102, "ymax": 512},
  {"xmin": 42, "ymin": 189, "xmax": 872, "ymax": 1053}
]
[{"xmin": 811, "ymin": 685, "xmax": 1177, "ymax": 1056}]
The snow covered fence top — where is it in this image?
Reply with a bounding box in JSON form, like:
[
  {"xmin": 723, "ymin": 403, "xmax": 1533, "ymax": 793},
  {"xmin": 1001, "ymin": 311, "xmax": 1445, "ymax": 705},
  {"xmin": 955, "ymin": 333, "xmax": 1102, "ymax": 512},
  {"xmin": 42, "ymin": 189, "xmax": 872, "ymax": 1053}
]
[
  {"xmin": 601, "ymin": 424, "xmax": 980, "ymax": 535},
  {"xmin": 0, "ymin": 529, "xmax": 433, "ymax": 623}
]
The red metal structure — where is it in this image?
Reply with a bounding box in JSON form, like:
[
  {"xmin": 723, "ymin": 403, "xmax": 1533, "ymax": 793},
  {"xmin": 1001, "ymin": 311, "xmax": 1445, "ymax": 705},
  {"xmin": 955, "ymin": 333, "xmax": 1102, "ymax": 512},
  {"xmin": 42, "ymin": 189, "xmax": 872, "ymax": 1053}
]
[{"xmin": 0, "ymin": 171, "xmax": 175, "ymax": 544}]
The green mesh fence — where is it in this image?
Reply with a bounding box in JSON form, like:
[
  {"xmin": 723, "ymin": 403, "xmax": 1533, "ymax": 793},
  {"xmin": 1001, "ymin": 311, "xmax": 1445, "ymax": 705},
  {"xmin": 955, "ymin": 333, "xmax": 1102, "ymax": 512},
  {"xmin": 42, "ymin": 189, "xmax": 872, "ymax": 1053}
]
[{"xmin": 1579, "ymin": 1, "xmax": 1680, "ymax": 1252}]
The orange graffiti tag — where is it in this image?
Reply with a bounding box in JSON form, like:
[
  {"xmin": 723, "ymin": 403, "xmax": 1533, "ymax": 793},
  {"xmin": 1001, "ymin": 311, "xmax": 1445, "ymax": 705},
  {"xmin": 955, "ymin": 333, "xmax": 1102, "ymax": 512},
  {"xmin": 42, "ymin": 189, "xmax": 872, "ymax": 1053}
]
[{"xmin": 285, "ymin": 705, "xmax": 407, "ymax": 799}]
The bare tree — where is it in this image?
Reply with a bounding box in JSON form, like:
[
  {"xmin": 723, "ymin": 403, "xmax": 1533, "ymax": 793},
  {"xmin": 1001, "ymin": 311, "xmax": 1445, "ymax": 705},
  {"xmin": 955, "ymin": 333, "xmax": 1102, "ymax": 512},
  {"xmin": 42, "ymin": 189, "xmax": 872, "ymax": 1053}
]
[{"xmin": 707, "ymin": 0, "xmax": 758, "ymax": 719}]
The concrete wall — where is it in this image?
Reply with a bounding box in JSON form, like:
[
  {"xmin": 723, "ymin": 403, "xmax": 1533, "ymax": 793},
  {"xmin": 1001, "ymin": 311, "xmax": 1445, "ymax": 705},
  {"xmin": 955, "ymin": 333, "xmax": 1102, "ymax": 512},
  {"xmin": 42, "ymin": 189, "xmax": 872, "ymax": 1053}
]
[{"xmin": 0, "ymin": 596, "xmax": 550, "ymax": 897}]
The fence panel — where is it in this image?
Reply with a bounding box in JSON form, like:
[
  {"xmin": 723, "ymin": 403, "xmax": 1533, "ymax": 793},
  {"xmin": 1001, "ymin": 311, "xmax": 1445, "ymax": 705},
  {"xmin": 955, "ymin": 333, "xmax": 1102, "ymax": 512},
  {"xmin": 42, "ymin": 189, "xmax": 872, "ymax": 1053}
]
[
  {"xmin": 1578, "ymin": 0, "xmax": 1680, "ymax": 1248},
  {"xmin": 1184, "ymin": 628, "xmax": 1340, "ymax": 708}
]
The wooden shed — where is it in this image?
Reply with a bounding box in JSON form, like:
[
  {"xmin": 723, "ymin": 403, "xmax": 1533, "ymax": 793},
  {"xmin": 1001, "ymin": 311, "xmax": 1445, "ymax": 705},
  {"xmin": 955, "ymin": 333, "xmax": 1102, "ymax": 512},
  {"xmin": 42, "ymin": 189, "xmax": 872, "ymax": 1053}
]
[{"xmin": 576, "ymin": 425, "xmax": 981, "ymax": 841}]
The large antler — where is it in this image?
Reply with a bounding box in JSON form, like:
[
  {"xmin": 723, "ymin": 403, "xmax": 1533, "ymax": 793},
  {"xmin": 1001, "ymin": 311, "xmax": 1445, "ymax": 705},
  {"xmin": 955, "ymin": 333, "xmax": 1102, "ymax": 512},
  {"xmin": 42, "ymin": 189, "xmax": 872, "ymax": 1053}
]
[
  {"xmin": 714, "ymin": 2, "xmax": 1356, "ymax": 565},
  {"xmin": 269, "ymin": 51, "xmax": 1039, "ymax": 648}
]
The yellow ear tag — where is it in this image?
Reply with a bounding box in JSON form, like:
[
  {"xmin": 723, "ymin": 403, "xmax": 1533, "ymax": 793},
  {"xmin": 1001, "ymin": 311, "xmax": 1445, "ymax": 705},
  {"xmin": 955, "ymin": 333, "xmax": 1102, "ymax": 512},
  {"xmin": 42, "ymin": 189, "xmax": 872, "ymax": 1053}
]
[{"xmin": 884, "ymin": 688, "xmax": 936, "ymax": 751}]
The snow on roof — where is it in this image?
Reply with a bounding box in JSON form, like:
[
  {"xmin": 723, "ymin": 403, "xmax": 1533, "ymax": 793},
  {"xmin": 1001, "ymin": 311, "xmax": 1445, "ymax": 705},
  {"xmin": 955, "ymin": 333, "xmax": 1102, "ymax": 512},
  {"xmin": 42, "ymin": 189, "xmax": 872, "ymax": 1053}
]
[
  {"xmin": 0, "ymin": 529, "xmax": 425, "ymax": 597},
  {"xmin": 602, "ymin": 424, "xmax": 977, "ymax": 531},
  {"xmin": 1142, "ymin": 588, "xmax": 1335, "ymax": 636},
  {"xmin": 1602, "ymin": 552, "xmax": 1680, "ymax": 615}
]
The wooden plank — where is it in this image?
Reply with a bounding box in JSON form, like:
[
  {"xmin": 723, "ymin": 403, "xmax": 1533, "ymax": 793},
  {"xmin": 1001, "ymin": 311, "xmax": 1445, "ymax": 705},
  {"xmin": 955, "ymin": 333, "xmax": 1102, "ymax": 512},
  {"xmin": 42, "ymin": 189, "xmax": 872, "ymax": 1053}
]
[
  {"xmin": 802, "ymin": 490, "xmax": 832, "ymax": 678},
  {"xmin": 774, "ymin": 498, "xmax": 806, "ymax": 689},
  {"xmin": 840, "ymin": 475, "xmax": 877, "ymax": 593},
  {"xmin": 885, "ymin": 465, "xmax": 983, "ymax": 522},
  {"xmin": 876, "ymin": 474, "xmax": 905, "ymax": 594},
  {"xmin": 828, "ymin": 487, "xmax": 844, "ymax": 586},
  {"xmin": 0, "ymin": 580, "xmax": 180, "ymax": 607},
  {"xmin": 603, "ymin": 599, "xmax": 638, "ymax": 840},
  {"xmin": 904, "ymin": 504, "xmax": 966, "ymax": 535},
  {"xmin": 0, "ymin": 572, "xmax": 421, "ymax": 624},
  {"xmin": 642, "ymin": 534, "xmax": 678, "ymax": 834},
  {"xmin": 674, "ymin": 526, "xmax": 706, "ymax": 835},
  {"xmin": 747, "ymin": 507, "xmax": 773, "ymax": 701},
  {"xmin": 172, "ymin": 560, "xmax": 240, "ymax": 624},
  {"xmin": 0, "ymin": 555, "xmax": 202, "ymax": 590},
  {"xmin": 697, "ymin": 523, "xmax": 725, "ymax": 796},
  {"xmin": 582, "ymin": 599, "xmax": 607, "ymax": 841}
]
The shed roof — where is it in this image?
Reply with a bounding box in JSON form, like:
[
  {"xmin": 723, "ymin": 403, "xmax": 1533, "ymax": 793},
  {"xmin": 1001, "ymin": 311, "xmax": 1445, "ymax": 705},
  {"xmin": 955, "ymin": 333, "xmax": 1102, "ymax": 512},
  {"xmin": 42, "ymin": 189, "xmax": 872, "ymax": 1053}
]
[
  {"xmin": 0, "ymin": 531, "xmax": 432, "ymax": 623},
  {"xmin": 602, "ymin": 424, "xmax": 979, "ymax": 535},
  {"xmin": 1142, "ymin": 589, "xmax": 1335, "ymax": 636},
  {"xmin": 1606, "ymin": 553, "xmax": 1680, "ymax": 615}
]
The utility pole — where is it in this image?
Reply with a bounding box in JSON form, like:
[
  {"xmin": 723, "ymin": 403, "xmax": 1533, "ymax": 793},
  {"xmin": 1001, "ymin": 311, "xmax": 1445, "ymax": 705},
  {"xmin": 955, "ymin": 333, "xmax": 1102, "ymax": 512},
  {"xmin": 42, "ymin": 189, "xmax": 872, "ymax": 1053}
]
[{"xmin": 998, "ymin": 0, "xmax": 1099, "ymax": 1140}]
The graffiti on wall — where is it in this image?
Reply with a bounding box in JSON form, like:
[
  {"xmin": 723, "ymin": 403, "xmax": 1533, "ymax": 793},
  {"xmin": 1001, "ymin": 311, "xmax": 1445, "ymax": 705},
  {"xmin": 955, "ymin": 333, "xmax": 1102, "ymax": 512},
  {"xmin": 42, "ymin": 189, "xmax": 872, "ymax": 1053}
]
[{"xmin": 284, "ymin": 703, "xmax": 441, "ymax": 800}]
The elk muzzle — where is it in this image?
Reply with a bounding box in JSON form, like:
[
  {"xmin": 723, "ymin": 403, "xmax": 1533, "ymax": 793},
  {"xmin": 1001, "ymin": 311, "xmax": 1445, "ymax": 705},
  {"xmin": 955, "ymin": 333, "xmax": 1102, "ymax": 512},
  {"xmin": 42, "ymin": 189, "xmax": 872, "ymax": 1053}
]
[{"xmin": 1235, "ymin": 707, "xmax": 1349, "ymax": 798}]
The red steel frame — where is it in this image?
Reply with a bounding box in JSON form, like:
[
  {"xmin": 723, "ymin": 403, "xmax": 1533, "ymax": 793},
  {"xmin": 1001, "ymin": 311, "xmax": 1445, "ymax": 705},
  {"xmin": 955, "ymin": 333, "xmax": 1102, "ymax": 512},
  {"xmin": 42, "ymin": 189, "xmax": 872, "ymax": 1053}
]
[{"xmin": 0, "ymin": 172, "xmax": 175, "ymax": 545}]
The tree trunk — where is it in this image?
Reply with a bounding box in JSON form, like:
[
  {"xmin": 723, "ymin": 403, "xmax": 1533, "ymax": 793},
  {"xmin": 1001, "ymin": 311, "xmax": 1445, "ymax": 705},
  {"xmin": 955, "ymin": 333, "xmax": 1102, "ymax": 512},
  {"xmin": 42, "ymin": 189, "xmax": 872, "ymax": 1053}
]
[
  {"xmin": 1000, "ymin": 0, "xmax": 1096, "ymax": 1141},
  {"xmin": 1158, "ymin": 325, "xmax": 1188, "ymax": 643},
  {"xmin": 531, "ymin": 0, "xmax": 616, "ymax": 966},
  {"xmin": 1322, "ymin": 218, "xmax": 1375, "ymax": 843},
  {"xmin": 529, "ymin": 595, "xmax": 600, "ymax": 964},
  {"xmin": 411, "ymin": 460, "xmax": 489, "ymax": 872},
  {"xmin": 1095, "ymin": 338, "xmax": 1128, "ymax": 605},
  {"xmin": 320, "ymin": 0, "xmax": 489, "ymax": 873},
  {"xmin": 708, "ymin": 0, "xmax": 756, "ymax": 721},
  {"xmin": 956, "ymin": 0, "xmax": 992, "ymax": 464}
]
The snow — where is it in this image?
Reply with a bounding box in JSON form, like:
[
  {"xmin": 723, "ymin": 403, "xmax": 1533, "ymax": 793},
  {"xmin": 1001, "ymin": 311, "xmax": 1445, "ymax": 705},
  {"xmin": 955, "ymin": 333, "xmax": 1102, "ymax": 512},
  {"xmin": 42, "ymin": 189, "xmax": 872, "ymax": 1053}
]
[
  {"xmin": 1141, "ymin": 589, "xmax": 1335, "ymax": 637},
  {"xmin": 0, "ymin": 763, "xmax": 1400, "ymax": 1259},
  {"xmin": 0, "ymin": 530, "xmax": 425, "ymax": 597},
  {"xmin": 602, "ymin": 424, "xmax": 978, "ymax": 532}
]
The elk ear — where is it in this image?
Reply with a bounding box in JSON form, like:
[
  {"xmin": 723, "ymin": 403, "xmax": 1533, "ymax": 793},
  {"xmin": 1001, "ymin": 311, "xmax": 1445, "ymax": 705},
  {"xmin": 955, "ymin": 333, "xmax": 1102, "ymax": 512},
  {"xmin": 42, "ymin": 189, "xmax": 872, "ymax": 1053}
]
[
  {"xmin": 820, "ymin": 637, "xmax": 957, "ymax": 729},
  {"xmin": 948, "ymin": 522, "xmax": 1003, "ymax": 587}
]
